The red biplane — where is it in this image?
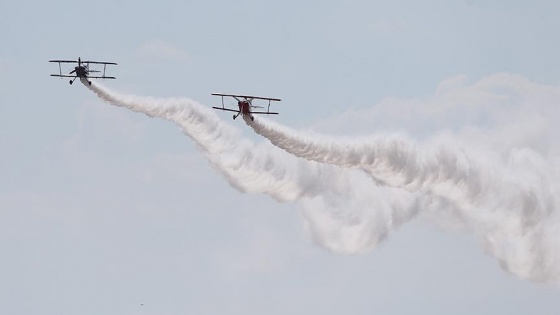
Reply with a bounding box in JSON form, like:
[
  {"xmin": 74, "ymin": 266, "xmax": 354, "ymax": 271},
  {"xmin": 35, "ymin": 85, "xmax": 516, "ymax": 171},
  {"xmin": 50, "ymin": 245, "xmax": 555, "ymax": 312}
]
[
  {"xmin": 212, "ymin": 93, "xmax": 281, "ymax": 121},
  {"xmin": 49, "ymin": 57, "xmax": 117, "ymax": 85}
]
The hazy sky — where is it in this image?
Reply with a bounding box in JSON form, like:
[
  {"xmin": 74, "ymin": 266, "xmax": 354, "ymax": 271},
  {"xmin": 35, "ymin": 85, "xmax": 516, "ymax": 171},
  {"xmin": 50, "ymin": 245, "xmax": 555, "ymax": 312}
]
[{"xmin": 1, "ymin": 1, "xmax": 560, "ymax": 314}]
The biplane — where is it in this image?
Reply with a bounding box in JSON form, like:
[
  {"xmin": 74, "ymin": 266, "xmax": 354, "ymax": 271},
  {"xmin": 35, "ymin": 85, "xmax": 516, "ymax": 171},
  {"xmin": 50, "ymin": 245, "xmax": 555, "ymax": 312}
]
[
  {"xmin": 49, "ymin": 57, "xmax": 117, "ymax": 85},
  {"xmin": 212, "ymin": 93, "xmax": 281, "ymax": 121}
]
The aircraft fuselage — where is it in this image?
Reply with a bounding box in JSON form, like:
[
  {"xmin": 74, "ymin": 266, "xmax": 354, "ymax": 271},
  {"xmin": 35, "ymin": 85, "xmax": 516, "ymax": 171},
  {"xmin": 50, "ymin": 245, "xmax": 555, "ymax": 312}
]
[{"xmin": 74, "ymin": 66, "xmax": 88, "ymax": 78}]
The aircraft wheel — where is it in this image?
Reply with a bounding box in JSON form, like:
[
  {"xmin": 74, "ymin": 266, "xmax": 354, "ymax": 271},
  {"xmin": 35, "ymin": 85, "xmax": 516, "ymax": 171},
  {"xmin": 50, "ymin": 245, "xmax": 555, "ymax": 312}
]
[
  {"xmin": 69, "ymin": 80, "xmax": 73, "ymax": 85},
  {"xmin": 233, "ymin": 115, "xmax": 236, "ymax": 120},
  {"xmin": 88, "ymin": 81, "xmax": 92, "ymax": 86},
  {"xmin": 251, "ymin": 116, "xmax": 254, "ymax": 121}
]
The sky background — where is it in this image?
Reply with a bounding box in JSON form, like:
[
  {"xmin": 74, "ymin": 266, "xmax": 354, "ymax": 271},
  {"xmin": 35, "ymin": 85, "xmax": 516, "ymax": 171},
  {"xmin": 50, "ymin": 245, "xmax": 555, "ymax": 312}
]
[{"xmin": 1, "ymin": 1, "xmax": 560, "ymax": 314}]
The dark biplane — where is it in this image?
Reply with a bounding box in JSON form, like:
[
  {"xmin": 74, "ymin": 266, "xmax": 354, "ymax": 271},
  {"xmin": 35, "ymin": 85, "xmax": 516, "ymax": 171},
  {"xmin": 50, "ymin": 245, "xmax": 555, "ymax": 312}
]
[
  {"xmin": 49, "ymin": 57, "xmax": 117, "ymax": 85},
  {"xmin": 212, "ymin": 93, "xmax": 281, "ymax": 121}
]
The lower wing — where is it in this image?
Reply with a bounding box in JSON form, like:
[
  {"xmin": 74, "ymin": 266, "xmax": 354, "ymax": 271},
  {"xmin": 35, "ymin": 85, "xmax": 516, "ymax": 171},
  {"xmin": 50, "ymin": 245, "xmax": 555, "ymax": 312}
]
[{"xmin": 212, "ymin": 107, "xmax": 239, "ymax": 113}]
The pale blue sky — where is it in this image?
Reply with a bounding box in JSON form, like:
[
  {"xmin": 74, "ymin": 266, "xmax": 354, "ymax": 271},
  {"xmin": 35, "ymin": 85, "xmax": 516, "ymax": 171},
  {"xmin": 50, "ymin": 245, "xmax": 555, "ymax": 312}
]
[{"xmin": 1, "ymin": 1, "xmax": 560, "ymax": 314}]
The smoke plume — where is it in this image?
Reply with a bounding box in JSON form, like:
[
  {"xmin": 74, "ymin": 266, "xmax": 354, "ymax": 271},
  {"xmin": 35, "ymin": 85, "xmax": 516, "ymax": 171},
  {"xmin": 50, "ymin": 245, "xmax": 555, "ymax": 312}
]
[
  {"xmin": 81, "ymin": 78, "xmax": 418, "ymax": 255},
  {"xmin": 244, "ymin": 74, "xmax": 560, "ymax": 282},
  {"xmin": 82, "ymin": 75, "xmax": 560, "ymax": 282}
]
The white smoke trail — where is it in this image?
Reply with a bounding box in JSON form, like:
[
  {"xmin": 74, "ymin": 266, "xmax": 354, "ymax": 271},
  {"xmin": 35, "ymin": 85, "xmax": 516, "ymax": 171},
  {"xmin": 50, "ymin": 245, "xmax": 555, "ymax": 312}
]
[
  {"xmin": 82, "ymin": 77, "xmax": 560, "ymax": 282},
  {"xmin": 245, "ymin": 76, "xmax": 560, "ymax": 282},
  {"xmin": 81, "ymin": 78, "xmax": 418, "ymax": 254},
  {"xmin": 82, "ymin": 78, "xmax": 319, "ymax": 201}
]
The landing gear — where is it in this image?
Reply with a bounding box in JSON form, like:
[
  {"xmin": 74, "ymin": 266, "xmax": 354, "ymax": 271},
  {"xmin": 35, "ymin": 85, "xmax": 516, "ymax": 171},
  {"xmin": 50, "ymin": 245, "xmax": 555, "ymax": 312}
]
[
  {"xmin": 251, "ymin": 116, "xmax": 254, "ymax": 121},
  {"xmin": 69, "ymin": 80, "xmax": 73, "ymax": 85},
  {"xmin": 88, "ymin": 81, "xmax": 92, "ymax": 85},
  {"xmin": 233, "ymin": 114, "xmax": 236, "ymax": 120}
]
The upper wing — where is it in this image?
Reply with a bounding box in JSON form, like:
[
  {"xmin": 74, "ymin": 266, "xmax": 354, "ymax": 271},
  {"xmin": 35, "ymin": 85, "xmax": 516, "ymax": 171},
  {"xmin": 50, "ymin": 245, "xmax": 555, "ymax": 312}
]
[
  {"xmin": 83, "ymin": 61, "xmax": 118, "ymax": 65},
  {"xmin": 212, "ymin": 93, "xmax": 281, "ymax": 102},
  {"xmin": 49, "ymin": 60, "xmax": 78, "ymax": 63}
]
